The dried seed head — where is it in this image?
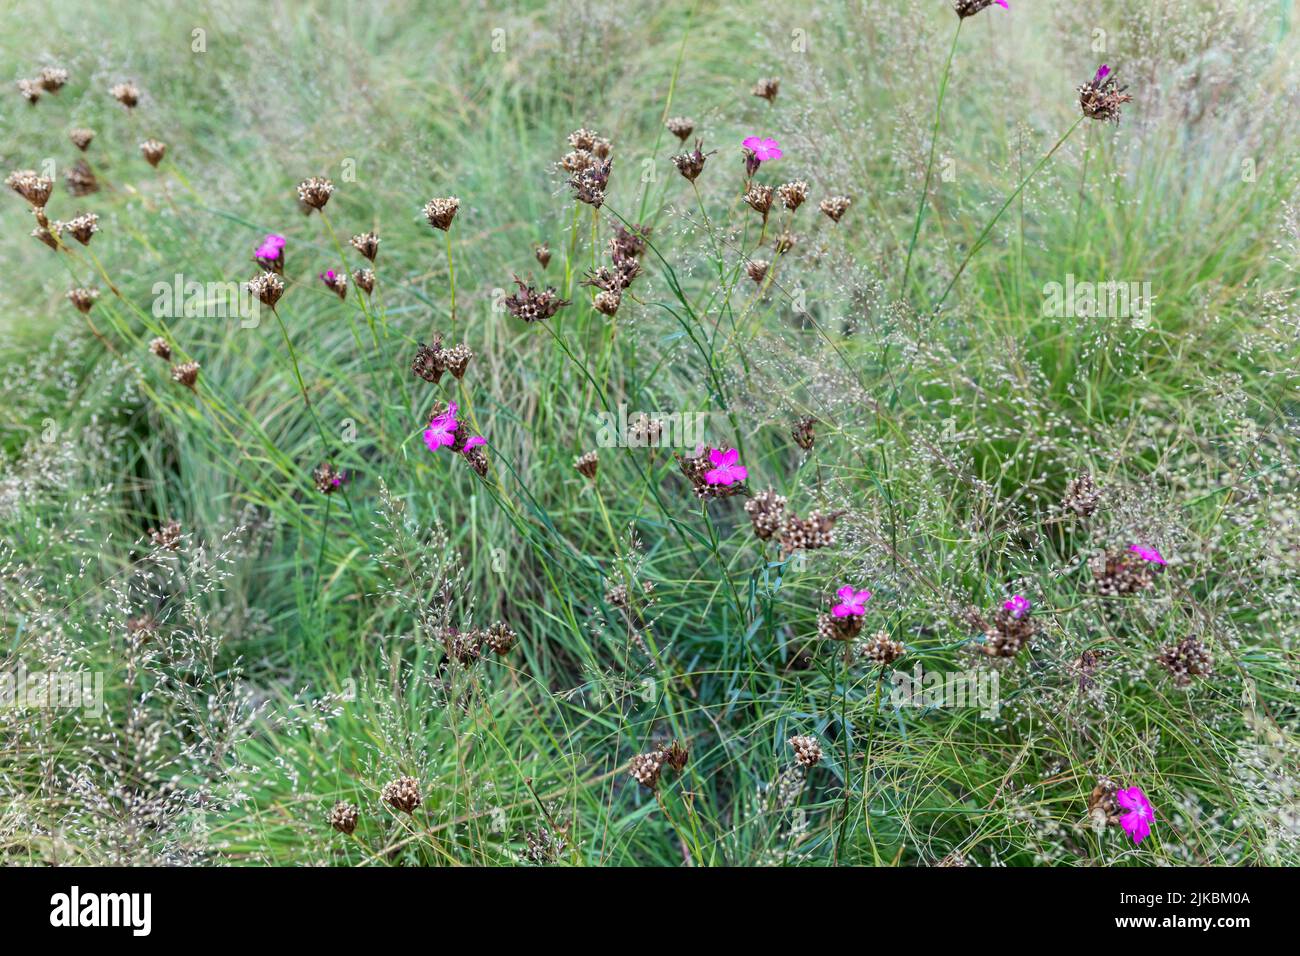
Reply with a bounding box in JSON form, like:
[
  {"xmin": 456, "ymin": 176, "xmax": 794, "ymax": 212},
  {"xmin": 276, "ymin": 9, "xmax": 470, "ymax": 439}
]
[
  {"xmin": 423, "ymin": 196, "xmax": 460, "ymax": 230},
  {"xmin": 568, "ymin": 128, "xmax": 601, "ymax": 152},
  {"xmin": 328, "ymin": 801, "xmax": 359, "ymax": 835},
  {"xmin": 535, "ymin": 243, "xmax": 551, "ymax": 269},
  {"xmin": 1087, "ymin": 779, "xmax": 1123, "ymax": 827},
  {"xmin": 66, "ymin": 287, "xmax": 99, "ymax": 313},
  {"xmin": 1090, "ymin": 548, "xmax": 1156, "ymax": 597},
  {"xmin": 818, "ymin": 611, "xmax": 863, "ymax": 642},
  {"xmin": 744, "ymin": 488, "xmax": 788, "ymax": 540},
  {"xmin": 862, "ymin": 630, "xmax": 906, "ymax": 666},
  {"xmin": 411, "ymin": 341, "xmax": 446, "ymax": 384},
  {"xmin": 789, "ymin": 734, "xmax": 822, "ymax": 768},
  {"xmin": 780, "ymin": 509, "xmax": 841, "ymax": 552},
  {"xmin": 64, "ymin": 159, "xmax": 99, "ymax": 197},
  {"xmin": 569, "ymin": 159, "xmax": 611, "ymax": 208},
  {"xmin": 62, "ymin": 212, "xmax": 99, "ymax": 245},
  {"xmin": 32, "ymin": 224, "xmax": 60, "ymax": 250},
  {"xmin": 296, "ymin": 176, "xmax": 334, "ymax": 211},
  {"xmin": 443, "ymin": 343, "xmax": 473, "ymax": 379},
  {"xmin": 484, "ymin": 621, "xmax": 518, "ymax": 655},
  {"xmin": 574, "ymin": 450, "xmax": 599, "ymax": 479},
  {"xmin": 381, "ymin": 776, "xmax": 422, "ymax": 813},
  {"xmin": 38, "ymin": 66, "xmax": 69, "ymax": 93},
  {"xmin": 953, "ymin": 0, "xmax": 1007, "ymax": 17},
  {"xmin": 1078, "ymin": 66, "xmax": 1133, "ymax": 124},
  {"xmin": 746, "ymin": 259, "xmax": 770, "ymax": 284},
  {"xmin": 629, "ymin": 751, "xmax": 665, "ymax": 790},
  {"xmin": 936, "ymin": 851, "xmax": 968, "ymax": 867},
  {"xmin": 1063, "ymin": 472, "xmax": 1101, "ymax": 517},
  {"xmin": 352, "ymin": 268, "xmax": 375, "ymax": 295},
  {"xmin": 319, "ymin": 269, "xmax": 348, "ymax": 300},
  {"xmin": 247, "ymin": 271, "xmax": 285, "ymax": 308},
  {"xmin": 674, "ymin": 447, "xmax": 748, "ymax": 499},
  {"xmin": 628, "ymin": 413, "xmax": 664, "ymax": 447},
  {"xmin": 69, "ymin": 127, "xmax": 95, "ymax": 151},
  {"xmin": 981, "ymin": 606, "xmax": 1037, "ymax": 657},
  {"xmin": 743, "ymin": 183, "xmax": 774, "ymax": 218},
  {"xmin": 463, "ymin": 445, "xmax": 489, "ymax": 477},
  {"xmin": 672, "ymin": 140, "xmax": 708, "ymax": 182},
  {"xmin": 313, "ymin": 462, "xmax": 345, "ymax": 494},
  {"xmin": 752, "ymin": 76, "xmax": 780, "ymax": 103},
  {"xmin": 661, "ymin": 740, "xmax": 690, "ymax": 773},
  {"xmin": 1156, "ymin": 637, "xmax": 1213, "ymax": 687},
  {"xmin": 504, "ymin": 275, "xmax": 569, "ymax": 323},
  {"xmin": 350, "ymin": 231, "xmax": 380, "ymax": 261},
  {"xmin": 593, "ymin": 288, "xmax": 621, "ymax": 316},
  {"xmin": 109, "ymin": 81, "xmax": 140, "ymax": 108},
  {"xmin": 6, "ymin": 169, "xmax": 54, "ymax": 208},
  {"xmin": 791, "ymin": 417, "xmax": 816, "ymax": 450},
  {"xmin": 605, "ymin": 582, "xmax": 629, "ymax": 608},
  {"xmin": 819, "ymin": 195, "xmax": 852, "ymax": 223},
  {"xmin": 18, "ymin": 78, "xmax": 42, "ymax": 104},
  {"xmin": 171, "ymin": 361, "xmax": 201, "ymax": 389},
  {"xmin": 665, "ymin": 116, "xmax": 695, "ymax": 141},
  {"xmin": 778, "ymin": 180, "xmax": 809, "ymax": 211},
  {"xmin": 150, "ymin": 520, "xmax": 183, "ymax": 550},
  {"xmin": 149, "ymin": 337, "xmax": 172, "ymax": 360},
  {"xmin": 609, "ymin": 223, "xmax": 651, "ymax": 261},
  {"xmin": 139, "ymin": 139, "xmax": 167, "ymax": 167}
]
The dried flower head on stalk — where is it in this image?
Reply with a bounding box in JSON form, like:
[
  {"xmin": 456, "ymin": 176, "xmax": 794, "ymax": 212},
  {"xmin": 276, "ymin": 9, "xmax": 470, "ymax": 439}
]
[
  {"xmin": 484, "ymin": 621, "xmax": 518, "ymax": 655},
  {"xmin": 862, "ymin": 630, "xmax": 906, "ymax": 666},
  {"xmin": 423, "ymin": 196, "xmax": 459, "ymax": 230},
  {"xmin": 381, "ymin": 776, "xmax": 422, "ymax": 813},
  {"xmin": 789, "ymin": 735, "xmax": 822, "ymax": 768},
  {"xmin": 60, "ymin": 213, "xmax": 99, "ymax": 245},
  {"xmin": 110, "ymin": 81, "xmax": 140, "ymax": 108},
  {"xmin": 629, "ymin": 750, "xmax": 665, "ymax": 790},
  {"xmin": 746, "ymin": 259, "xmax": 770, "ymax": 284},
  {"xmin": 791, "ymin": 417, "xmax": 816, "ymax": 450},
  {"xmin": 744, "ymin": 489, "xmax": 787, "ymax": 540},
  {"xmin": 247, "ymin": 271, "xmax": 284, "ymax": 309},
  {"xmin": 171, "ymin": 361, "xmax": 201, "ymax": 390},
  {"xmin": 574, "ymin": 450, "xmax": 599, "ymax": 479},
  {"xmin": 350, "ymin": 231, "xmax": 380, "ymax": 261},
  {"xmin": 676, "ymin": 446, "xmax": 748, "ymax": 499},
  {"xmin": 666, "ymin": 116, "xmax": 694, "ymax": 141},
  {"xmin": 352, "ymin": 268, "xmax": 375, "ymax": 295},
  {"xmin": 593, "ymin": 289, "xmax": 621, "ymax": 316},
  {"xmin": 535, "ymin": 243, "xmax": 551, "ymax": 269},
  {"xmin": 6, "ymin": 170, "xmax": 53, "ymax": 208},
  {"xmin": 139, "ymin": 139, "xmax": 167, "ymax": 167},
  {"xmin": 313, "ymin": 462, "xmax": 345, "ymax": 494},
  {"xmin": 752, "ymin": 76, "xmax": 780, "ymax": 102},
  {"xmin": 65, "ymin": 159, "xmax": 98, "ymax": 197},
  {"xmin": 18, "ymin": 78, "xmax": 42, "ymax": 104},
  {"xmin": 774, "ymin": 231, "xmax": 796, "ymax": 254},
  {"xmin": 38, "ymin": 66, "xmax": 69, "ymax": 92},
  {"xmin": 1063, "ymin": 472, "xmax": 1101, "ymax": 517},
  {"xmin": 319, "ymin": 269, "xmax": 347, "ymax": 300},
  {"xmin": 953, "ymin": 0, "xmax": 1009, "ymax": 17},
  {"xmin": 150, "ymin": 519, "xmax": 183, "ymax": 550},
  {"xmin": 781, "ymin": 509, "xmax": 842, "ymax": 552},
  {"xmin": 149, "ymin": 337, "xmax": 172, "ymax": 360},
  {"xmin": 819, "ymin": 195, "xmax": 852, "ymax": 223},
  {"xmin": 672, "ymin": 141, "xmax": 709, "ymax": 182},
  {"xmin": 980, "ymin": 602, "xmax": 1037, "ymax": 657},
  {"xmin": 1156, "ymin": 636, "xmax": 1213, "ymax": 687},
  {"xmin": 69, "ymin": 128, "xmax": 95, "ymax": 151},
  {"xmin": 1091, "ymin": 547, "xmax": 1158, "ymax": 597},
  {"xmin": 743, "ymin": 183, "xmax": 774, "ymax": 220},
  {"xmin": 442, "ymin": 343, "xmax": 472, "ymax": 379},
  {"xmin": 504, "ymin": 275, "xmax": 569, "ymax": 323},
  {"xmin": 296, "ymin": 176, "xmax": 334, "ymax": 212},
  {"xmin": 66, "ymin": 287, "xmax": 99, "ymax": 313},
  {"xmin": 1078, "ymin": 65, "xmax": 1133, "ymax": 124},
  {"xmin": 778, "ymin": 180, "xmax": 809, "ymax": 212},
  {"xmin": 569, "ymin": 158, "xmax": 612, "ymax": 207},
  {"xmin": 328, "ymin": 801, "xmax": 359, "ymax": 835}
]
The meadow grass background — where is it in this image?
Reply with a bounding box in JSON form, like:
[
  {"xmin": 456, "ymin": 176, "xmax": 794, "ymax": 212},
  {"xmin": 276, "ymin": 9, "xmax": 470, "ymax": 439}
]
[{"xmin": 2, "ymin": 0, "xmax": 1299, "ymax": 865}]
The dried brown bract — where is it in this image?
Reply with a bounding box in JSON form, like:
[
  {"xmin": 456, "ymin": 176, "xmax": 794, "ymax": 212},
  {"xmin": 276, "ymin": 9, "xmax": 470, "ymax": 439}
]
[
  {"xmin": 171, "ymin": 361, "xmax": 201, "ymax": 390},
  {"xmin": 593, "ymin": 289, "xmax": 621, "ymax": 316},
  {"xmin": 149, "ymin": 337, "xmax": 172, "ymax": 360},
  {"xmin": 569, "ymin": 158, "xmax": 611, "ymax": 207},
  {"xmin": 504, "ymin": 275, "xmax": 568, "ymax": 323},
  {"xmin": 150, "ymin": 519, "xmax": 183, "ymax": 550},
  {"xmin": 69, "ymin": 127, "xmax": 95, "ymax": 151},
  {"xmin": 484, "ymin": 621, "xmax": 518, "ymax": 655},
  {"xmin": 247, "ymin": 271, "xmax": 284, "ymax": 309},
  {"xmin": 139, "ymin": 139, "xmax": 167, "ymax": 167},
  {"xmin": 780, "ymin": 509, "xmax": 841, "ymax": 552},
  {"xmin": 350, "ymin": 231, "xmax": 380, "ymax": 261},
  {"xmin": 789, "ymin": 734, "xmax": 822, "ymax": 768},
  {"xmin": 66, "ymin": 287, "xmax": 99, "ymax": 313},
  {"xmin": 1078, "ymin": 66, "xmax": 1133, "ymax": 124},
  {"xmin": 862, "ymin": 630, "xmax": 906, "ymax": 666},
  {"xmin": 672, "ymin": 140, "xmax": 708, "ymax": 182},
  {"xmin": 110, "ymin": 81, "xmax": 140, "ymax": 108},
  {"xmin": 38, "ymin": 66, "xmax": 69, "ymax": 93},
  {"xmin": 1091, "ymin": 548, "xmax": 1156, "ymax": 597},
  {"xmin": 1063, "ymin": 472, "xmax": 1101, "ymax": 517},
  {"xmin": 746, "ymin": 259, "xmax": 770, "ymax": 284},
  {"xmin": 574, "ymin": 450, "xmax": 599, "ymax": 479},
  {"xmin": 743, "ymin": 183, "xmax": 774, "ymax": 219},
  {"xmin": 535, "ymin": 243, "xmax": 551, "ymax": 269},
  {"xmin": 778, "ymin": 180, "xmax": 808, "ymax": 212},
  {"xmin": 6, "ymin": 170, "xmax": 53, "ymax": 208},
  {"xmin": 818, "ymin": 612, "xmax": 862, "ymax": 642},
  {"xmin": 953, "ymin": 0, "xmax": 1007, "ymax": 16},
  {"xmin": 328, "ymin": 801, "xmax": 359, "ymax": 835},
  {"xmin": 352, "ymin": 268, "xmax": 375, "ymax": 295},
  {"xmin": 313, "ymin": 462, "xmax": 345, "ymax": 494},
  {"xmin": 980, "ymin": 605, "xmax": 1037, "ymax": 657},
  {"xmin": 752, "ymin": 76, "xmax": 780, "ymax": 103},
  {"xmin": 666, "ymin": 116, "xmax": 694, "ymax": 141},
  {"xmin": 629, "ymin": 750, "xmax": 665, "ymax": 790},
  {"xmin": 791, "ymin": 417, "xmax": 816, "ymax": 450}
]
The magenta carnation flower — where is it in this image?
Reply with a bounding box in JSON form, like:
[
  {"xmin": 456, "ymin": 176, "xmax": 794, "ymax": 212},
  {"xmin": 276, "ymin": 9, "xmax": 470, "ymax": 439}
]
[
  {"xmin": 1003, "ymin": 594, "xmax": 1030, "ymax": 618},
  {"xmin": 1129, "ymin": 544, "xmax": 1166, "ymax": 565},
  {"xmin": 741, "ymin": 136, "xmax": 782, "ymax": 162},
  {"xmin": 703, "ymin": 447, "xmax": 747, "ymax": 485},
  {"xmin": 832, "ymin": 586, "xmax": 872, "ymax": 617},
  {"xmin": 1116, "ymin": 785, "xmax": 1154, "ymax": 845},
  {"xmin": 424, "ymin": 402, "xmax": 459, "ymax": 451}
]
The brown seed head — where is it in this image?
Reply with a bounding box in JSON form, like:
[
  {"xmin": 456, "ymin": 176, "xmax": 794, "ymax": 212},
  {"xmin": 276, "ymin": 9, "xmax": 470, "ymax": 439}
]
[
  {"xmin": 149, "ymin": 337, "xmax": 172, "ymax": 360},
  {"xmin": 171, "ymin": 361, "xmax": 201, "ymax": 389},
  {"xmin": 352, "ymin": 268, "xmax": 375, "ymax": 295},
  {"xmin": 69, "ymin": 128, "xmax": 96, "ymax": 151},
  {"xmin": 789, "ymin": 734, "xmax": 822, "ymax": 768},
  {"xmin": 819, "ymin": 195, "xmax": 852, "ymax": 223},
  {"xmin": 38, "ymin": 66, "xmax": 69, "ymax": 93},
  {"xmin": 778, "ymin": 180, "xmax": 809, "ymax": 211},
  {"xmin": 350, "ymin": 231, "xmax": 380, "ymax": 261},
  {"xmin": 665, "ymin": 116, "xmax": 695, "ymax": 141},
  {"xmin": 574, "ymin": 450, "xmax": 599, "ymax": 480},
  {"xmin": 296, "ymin": 176, "xmax": 334, "ymax": 211},
  {"xmin": 328, "ymin": 801, "xmax": 359, "ymax": 835},
  {"xmin": 139, "ymin": 139, "xmax": 167, "ymax": 167},
  {"xmin": 6, "ymin": 170, "xmax": 53, "ymax": 208},
  {"xmin": 247, "ymin": 271, "xmax": 285, "ymax": 308},
  {"xmin": 64, "ymin": 159, "xmax": 99, "ymax": 197},
  {"xmin": 66, "ymin": 287, "xmax": 99, "ymax": 313},
  {"xmin": 752, "ymin": 77, "xmax": 780, "ymax": 102},
  {"xmin": 381, "ymin": 776, "xmax": 422, "ymax": 813},
  {"xmin": 423, "ymin": 196, "xmax": 460, "ymax": 230},
  {"xmin": 109, "ymin": 81, "xmax": 140, "ymax": 108}
]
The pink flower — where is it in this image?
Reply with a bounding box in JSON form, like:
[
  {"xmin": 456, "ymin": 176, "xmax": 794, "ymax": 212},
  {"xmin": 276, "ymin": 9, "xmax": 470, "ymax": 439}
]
[
  {"xmin": 1116, "ymin": 786, "xmax": 1154, "ymax": 845},
  {"xmin": 423, "ymin": 402, "xmax": 459, "ymax": 451},
  {"xmin": 464, "ymin": 435, "xmax": 486, "ymax": 450},
  {"xmin": 703, "ymin": 447, "xmax": 747, "ymax": 485},
  {"xmin": 254, "ymin": 234, "xmax": 285, "ymax": 259},
  {"xmin": 741, "ymin": 136, "xmax": 782, "ymax": 162},
  {"xmin": 996, "ymin": 0, "xmax": 1009, "ymax": 8},
  {"xmin": 1129, "ymin": 544, "xmax": 1166, "ymax": 565},
  {"xmin": 1003, "ymin": 594, "xmax": 1030, "ymax": 618},
  {"xmin": 832, "ymin": 586, "xmax": 872, "ymax": 618},
  {"xmin": 1094, "ymin": 63, "xmax": 1111, "ymax": 83}
]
